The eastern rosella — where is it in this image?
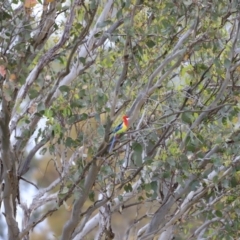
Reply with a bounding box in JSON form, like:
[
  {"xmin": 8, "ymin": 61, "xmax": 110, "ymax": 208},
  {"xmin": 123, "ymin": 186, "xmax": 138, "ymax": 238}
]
[{"xmin": 109, "ymin": 115, "xmax": 129, "ymax": 152}]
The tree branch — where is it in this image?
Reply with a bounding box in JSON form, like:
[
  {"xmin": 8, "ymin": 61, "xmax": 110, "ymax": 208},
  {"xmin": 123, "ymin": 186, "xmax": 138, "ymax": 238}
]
[{"xmin": 60, "ymin": 162, "xmax": 99, "ymax": 239}]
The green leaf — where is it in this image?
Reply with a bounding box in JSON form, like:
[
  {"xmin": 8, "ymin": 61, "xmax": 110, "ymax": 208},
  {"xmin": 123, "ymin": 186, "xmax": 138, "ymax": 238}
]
[
  {"xmin": 90, "ymin": 0, "xmax": 97, "ymax": 10},
  {"xmin": 224, "ymin": 58, "xmax": 231, "ymax": 68},
  {"xmin": 0, "ymin": 11, "xmax": 11, "ymax": 21},
  {"xmin": 59, "ymin": 85, "xmax": 70, "ymax": 93},
  {"xmin": 144, "ymin": 183, "xmax": 151, "ymax": 192},
  {"xmin": 138, "ymin": 196, "xmax": 144, "ymax": 201},
  {"xmin": 62, "ymin": 107, "xmax": 72, "ymax": 117},
  {"xmin": 146, "ymin": 192, "xmax": 153, "ymax": 198},
  {"xmin": 136, "ymin": 44, "xmax": 143, "ymax": 56},
  {"xmin": 213, "ymin": 157, "xmax": 222, "ymax": 167},
  {"xmin": 74, "ymin": 191, "xmax": 81, "ymax": 200},
  {"xmin": 116, "ymin": 9, "xmax": 123, "ymax": 19},
  {"xmin": 146, "ymin": 39, "xmax": 156, "ymax": 48},
  {"xmin": 190, "ymin": 180, "xmax": 200, "ymax": 190},
  {"xmin": 97, "ymin": 125, "xmax": 105, "ymax": 136},
  {"xmin": 186, "ymin": 142, "xmax": 196, "ymax": 152},
  {"xmin": 61, "ymin": 186, "xmax": 69, "ymax": 194},
  {"xmin": 162, "ymin": 171, "xmax": 171, "ymax": 178},
  {"xmin": 79, "ymin": 57, "xmax": 86, "ymax": 64},
  {"xmin": 96, "ymin": 20, "xmax": 112, "ymax": 28},
  {"xmin": 65, "ymin": 137, "xmax": 75, "ymax": 148},
  {"xmin": 213, "ymin": 175, "xmax": 218, "ymax": 183},
  {"xmin": 37, "ymin": 102, "xmax": 45, "ymax": 112},
  {"xmin": 89, "ymin": 191, "xmax": 95, "ymax": 202},
  {"xmin": 29, "ymin": 89, "xmax": 39, "ymax": 99},
  {"xmin": 181, "ymin": 112, "xmax": 192, "ymax": 124},
  {"xmin": 144, "ymin": 156, "xmax": 153, "ymax": 165},
  {"xmin": 221, "ymin": 116, "xmax": 227, "ymax": 125},
  {"xmin": 80, "ymin": 113, "xmax": 89, "ymax": 120},
  {"xmin": 101, "ymin": 165, "xmax": 113, "ymax": 175},
  {"xmin": 215, "ymin": 210, "xmax": 223, "ymax": 218},
  {"xmin": 214, "ymin": 58, "xmax": 221, "ymax": 68},
  {"xmin": 151, "ymin": 181, "xmax": 158, "ymax": 193},
  {"xmin": 69, "ymin": 113, "xmax": 88, "ymax": 124},
  {"xmin": 68, "ymin": 114, "xmax": 79, "ymax": 124},
  {"xmin": 39, "ymin": 147, "xmax": 47, "ymax": 155},
  {"xmin": 168, "ymin": 157, "xmax": 176, "ymax": 166},
  {"xmin": 124, "ymin": 183, "xmax": 133, "ymax": 192},
  {"xmin": 132, "ymin": 142, "xmax": 143, "ymax": 167},
  {"xmin": 125, "ymin": 0, "xmax": 131, "ymax": 8},
  {"xmin": 94, "ymin": 113, "xmax": 101, "ymax": 122},
  {"xmin": 118, "ymin": 195, "xmax": 123, "ymax": 201},
  {"xmin": 96, "ymin": 93, "xmax": 108, "ymax": 110}
]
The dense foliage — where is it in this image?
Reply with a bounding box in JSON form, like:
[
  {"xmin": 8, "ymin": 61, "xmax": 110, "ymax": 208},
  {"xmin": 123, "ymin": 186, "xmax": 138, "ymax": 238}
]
[{"xmin": 1, "ymin": 0, "xmax": 240, "ymax": 239}]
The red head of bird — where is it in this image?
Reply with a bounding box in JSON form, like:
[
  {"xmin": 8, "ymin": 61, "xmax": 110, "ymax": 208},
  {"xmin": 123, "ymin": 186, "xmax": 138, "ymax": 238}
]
[{"xmin": 122, "ymin": 115, "xmax": 129, "ymax": 127}]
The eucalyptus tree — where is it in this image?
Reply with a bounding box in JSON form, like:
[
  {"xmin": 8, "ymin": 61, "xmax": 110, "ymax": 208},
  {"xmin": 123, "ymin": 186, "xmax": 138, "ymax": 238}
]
[{"xmin": 0, "ymin": 0, "xmax": 240, "ymax": 239}]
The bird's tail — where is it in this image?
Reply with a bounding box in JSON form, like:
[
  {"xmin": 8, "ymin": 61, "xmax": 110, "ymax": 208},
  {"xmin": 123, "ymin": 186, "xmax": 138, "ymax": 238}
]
[{"xmin": 109, "ymin": 135, "xmax": 116, "ymax": 153}]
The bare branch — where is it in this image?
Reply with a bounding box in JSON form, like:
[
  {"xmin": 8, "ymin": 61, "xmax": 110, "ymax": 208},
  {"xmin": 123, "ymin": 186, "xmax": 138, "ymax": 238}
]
[
  {"xmin": 73, "ymin": 179, "xmax": 142, "ymax": 239},
  {"xmin": 12, "ymin": 0, "xmax": 81, "ymax": 119},
  {"xmin": 60, "ymin": 162, "xmax": 99, "ymax": 239},
  {"xmin": 187, "ymin": 217, "xmax": 221, "ymax": 239},
  {"xmin": 0, "ymin": 89, "xmax": 20, "ymax": 239}
]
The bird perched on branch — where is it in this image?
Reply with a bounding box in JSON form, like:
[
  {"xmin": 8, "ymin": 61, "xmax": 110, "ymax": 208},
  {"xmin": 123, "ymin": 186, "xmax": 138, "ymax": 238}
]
[{"xmin": 109, "ymin": 115, "xmax": 129, "ymax": 152}]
